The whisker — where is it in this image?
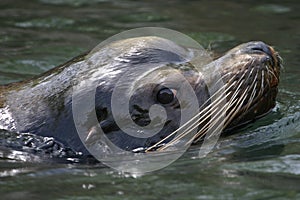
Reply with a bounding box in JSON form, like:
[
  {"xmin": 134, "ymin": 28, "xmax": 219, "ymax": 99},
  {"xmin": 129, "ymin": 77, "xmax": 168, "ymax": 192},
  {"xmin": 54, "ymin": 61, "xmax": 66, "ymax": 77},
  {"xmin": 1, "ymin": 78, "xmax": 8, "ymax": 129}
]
[
  {"xmin": 145, "ymin": 58, "xmax": 277, "ymax": 153},
  {"xmin": 159, "ymin": 91, "xmax": 232, "ymax": 150},
  {"xmin": 145, "ymin": 73, "xmax": 236, "ymax": 152},
  {"xmin": 190, "ymin": 69, "xmax": 252, "ymax": 139},
  {"xmin": 185, "ymin": 84, "xmax": 251, "ymax": 146},
  {"xmin": 266, "ymin": 65, "xmax": 279, "ymax": 83},
  {"xmin": 150, "ymin": 68, "xmax": 251, "ymax": 151},
  {"xmin": 261, "ymin": 70, "xmax": 265, "ymax": 92},
  {"xmin": 256, "ymin": 69, "xmax": 266, "ymax": 98},
  {"xmin": 222, "ymin": 84, "xmax": 253, "ymax": 128},
  {"xmin": 145, "ymin": 85, "xmax": 229, "ymax": 152},
  {"xmin": 243, "ymin": 70, "xmax": 258, "ymax": 111}
]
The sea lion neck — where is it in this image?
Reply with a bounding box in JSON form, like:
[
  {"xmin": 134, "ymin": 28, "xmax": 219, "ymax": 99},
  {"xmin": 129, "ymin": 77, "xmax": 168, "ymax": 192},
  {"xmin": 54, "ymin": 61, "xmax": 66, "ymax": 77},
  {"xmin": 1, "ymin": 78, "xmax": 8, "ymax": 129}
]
[{"xmin": 0, "ymin": 53, "xmax": 88, "ymax": 132}]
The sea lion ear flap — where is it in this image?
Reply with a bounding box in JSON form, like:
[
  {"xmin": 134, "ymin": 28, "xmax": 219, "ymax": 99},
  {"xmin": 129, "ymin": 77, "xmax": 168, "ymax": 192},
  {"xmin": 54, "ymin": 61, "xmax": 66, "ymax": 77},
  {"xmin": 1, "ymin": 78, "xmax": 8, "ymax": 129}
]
[
  {"xmin": 84, "ymin": 125, "xmax": 108, "ymax": 149},
  {"xmin": 83, "ymin": 120, "xmax": 126, "ymax": 156},
  {"xmin": 85, "ymin": 125, "xmax": 101, "ymax": 147},
  {"xmin": 84, "ymin": 117, "xmax": 119, "ymax": 147}
]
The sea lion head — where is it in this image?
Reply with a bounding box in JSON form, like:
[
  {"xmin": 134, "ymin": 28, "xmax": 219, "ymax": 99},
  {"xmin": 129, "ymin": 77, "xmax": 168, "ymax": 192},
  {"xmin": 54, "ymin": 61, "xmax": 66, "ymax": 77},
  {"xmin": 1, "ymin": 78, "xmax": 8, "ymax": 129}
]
[{"xmin": 74, "ymin": 37, "xmax": 281, "ymax": 152}]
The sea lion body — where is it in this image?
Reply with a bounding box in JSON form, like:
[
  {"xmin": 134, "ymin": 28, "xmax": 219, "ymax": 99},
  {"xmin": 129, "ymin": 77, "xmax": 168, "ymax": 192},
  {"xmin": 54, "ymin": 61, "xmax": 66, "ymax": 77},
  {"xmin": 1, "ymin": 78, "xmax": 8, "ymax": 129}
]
[{"xmin": 0, "ymin": 37, "xmax": 281, "ymax": 155}]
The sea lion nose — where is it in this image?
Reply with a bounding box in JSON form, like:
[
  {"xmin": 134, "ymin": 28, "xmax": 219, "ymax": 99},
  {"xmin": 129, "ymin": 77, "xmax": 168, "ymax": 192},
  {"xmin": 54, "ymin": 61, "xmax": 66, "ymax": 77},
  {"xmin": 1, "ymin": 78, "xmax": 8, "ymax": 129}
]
[
  {"xmin": 249, "ymin": 42, "xmax": 273, "ymax": 57},
  {"xmin": 247, "ymin": 41, "xmax": 275, "ymax": 64}
]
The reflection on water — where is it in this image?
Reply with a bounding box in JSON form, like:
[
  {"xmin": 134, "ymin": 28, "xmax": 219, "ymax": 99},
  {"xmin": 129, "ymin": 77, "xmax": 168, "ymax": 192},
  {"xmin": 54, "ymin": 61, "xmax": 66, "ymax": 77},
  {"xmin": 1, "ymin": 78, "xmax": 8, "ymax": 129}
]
[{"xmin": 0, "ymin": 0, "xmax": 300, "ymax": 199}]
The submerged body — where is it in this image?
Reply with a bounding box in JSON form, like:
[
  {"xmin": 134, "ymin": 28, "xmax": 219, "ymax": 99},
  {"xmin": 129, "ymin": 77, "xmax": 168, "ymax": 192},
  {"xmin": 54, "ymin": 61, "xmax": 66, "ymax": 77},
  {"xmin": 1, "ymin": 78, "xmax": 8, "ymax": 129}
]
[{"xmin": 0, "ymin": 37, "xmax": 281, "ymax": 155}]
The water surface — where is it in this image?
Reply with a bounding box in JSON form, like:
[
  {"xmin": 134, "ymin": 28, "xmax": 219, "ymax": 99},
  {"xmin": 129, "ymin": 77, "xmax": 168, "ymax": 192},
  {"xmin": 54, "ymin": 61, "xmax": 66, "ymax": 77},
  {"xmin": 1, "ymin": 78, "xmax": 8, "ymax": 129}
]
[{"xmin": 0, "ymin": 0, "xmax": 299, "ymax": 199}]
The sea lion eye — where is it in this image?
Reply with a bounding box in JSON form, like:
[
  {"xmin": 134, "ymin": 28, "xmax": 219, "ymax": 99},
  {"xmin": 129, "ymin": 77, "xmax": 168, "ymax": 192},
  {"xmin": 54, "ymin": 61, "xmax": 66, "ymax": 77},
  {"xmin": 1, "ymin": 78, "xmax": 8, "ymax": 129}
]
[{"xmin": 157, "ymin": 88, "xmax": 176, "ymax": 104}]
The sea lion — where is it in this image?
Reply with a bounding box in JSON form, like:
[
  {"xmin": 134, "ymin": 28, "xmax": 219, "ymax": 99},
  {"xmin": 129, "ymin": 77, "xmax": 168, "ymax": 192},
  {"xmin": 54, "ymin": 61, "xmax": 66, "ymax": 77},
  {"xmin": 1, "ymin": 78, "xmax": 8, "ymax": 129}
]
[{"xmin": 0, "ymin": 36, "xmax": 281, "ymax": 155}]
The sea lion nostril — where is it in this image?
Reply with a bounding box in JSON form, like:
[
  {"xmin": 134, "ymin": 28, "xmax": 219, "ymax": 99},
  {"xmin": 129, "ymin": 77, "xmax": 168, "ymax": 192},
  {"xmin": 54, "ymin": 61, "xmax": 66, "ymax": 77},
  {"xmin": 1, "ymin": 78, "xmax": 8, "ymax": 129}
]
[
  {"xmin": 248, "ymin": 42, "xmax": 275, "ymax": 65},
  {"xmin": 249, "ymin": 42, "xmax": 273, "ymax": 57}
]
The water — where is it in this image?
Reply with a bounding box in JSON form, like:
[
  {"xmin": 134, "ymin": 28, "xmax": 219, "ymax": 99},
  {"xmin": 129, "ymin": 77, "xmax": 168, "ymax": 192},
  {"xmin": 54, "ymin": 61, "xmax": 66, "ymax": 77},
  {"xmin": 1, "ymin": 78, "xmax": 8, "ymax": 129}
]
[{"xmin": 0, "ymin": 0, "xmax": 300, "ymax": 199}]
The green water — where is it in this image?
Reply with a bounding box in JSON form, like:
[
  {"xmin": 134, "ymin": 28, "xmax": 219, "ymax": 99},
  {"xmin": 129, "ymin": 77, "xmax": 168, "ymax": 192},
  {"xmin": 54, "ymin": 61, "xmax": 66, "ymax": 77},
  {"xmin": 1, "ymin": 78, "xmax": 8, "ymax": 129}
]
[{"xmin": 0, "ymin": 0, "xmax": 300, "ymax": 199}]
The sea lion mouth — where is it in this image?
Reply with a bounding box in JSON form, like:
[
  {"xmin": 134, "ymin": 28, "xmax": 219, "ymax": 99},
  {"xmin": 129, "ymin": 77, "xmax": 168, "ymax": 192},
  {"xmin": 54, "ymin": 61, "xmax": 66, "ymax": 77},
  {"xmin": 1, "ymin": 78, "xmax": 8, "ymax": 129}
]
[
  {"xmin": 222, "ymin": 43, "xmax": 282, "ymax": 128},
  {"xmin": 145, "ymin": 41, "xmax": 282, "ymax": 152}
]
